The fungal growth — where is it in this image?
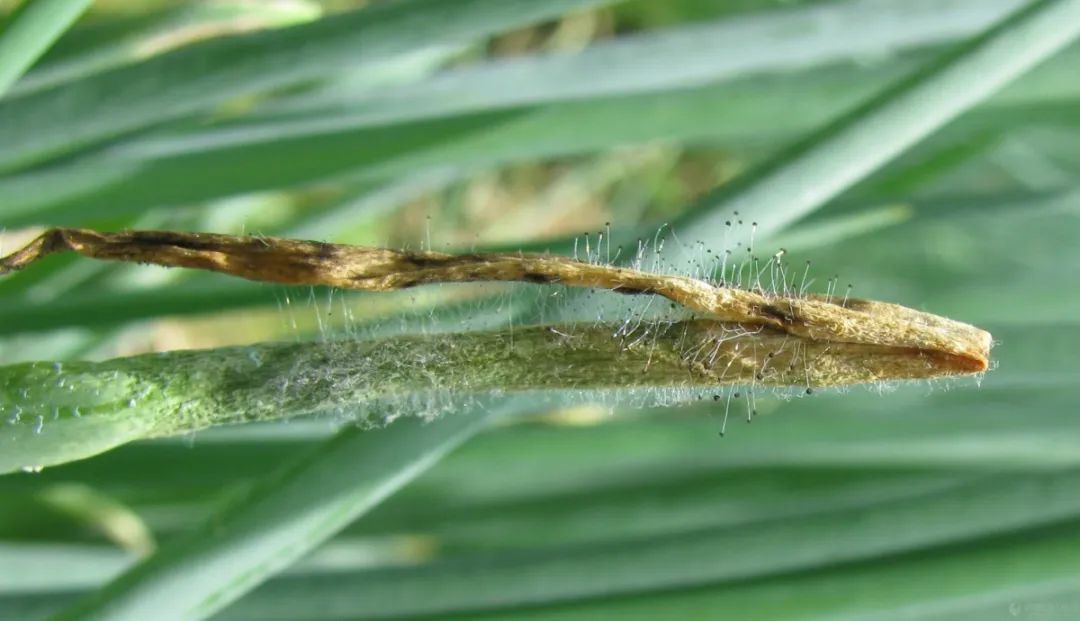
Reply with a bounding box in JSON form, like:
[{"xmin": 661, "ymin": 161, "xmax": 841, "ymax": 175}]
[
  {"xmin": 1, "ymin": 226, "xmax": 992, "ymax": 387},
  {"xmin": 0, "ymin": 225, "xmax": 995, "ymax": 470}
]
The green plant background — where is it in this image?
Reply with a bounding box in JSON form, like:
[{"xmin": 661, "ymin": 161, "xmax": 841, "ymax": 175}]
[{"xmin": 2, "ymin": 0, "xmax": 1080, "ymax": 619}]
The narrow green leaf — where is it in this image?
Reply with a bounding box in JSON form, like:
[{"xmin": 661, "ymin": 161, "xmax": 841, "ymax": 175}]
[
  {"xmin": 210, "ymin": 469, "xmax": 1080, "ymax": 620},
  {"xmin": 6, "ymin": 382, "xmax": 1080, "ymax": 541},
  {"xmin": 1, "ymin": 322, "xmax": 757, "ymax": 473},
  {"xmin": 10, "ymin": 480, "xmax": 1080, "ymax": 621},
  {"xmin": 0, "ymin": 542, "xmax": 130, "ymax": 595},
  {"xmin": 0, "ymin": 0, "xmax": 617, "ymax": 172},
  {"xmin": 0, "ymin": 0, "xmax": 92, "ymax": 97},
  {"xmin": 4, "ymin": 45, "xmax": 1079, "ymax": 226},
  {"xmin": 256, "ymin": 0, "xmax": 1025, "ymax": 127},
  {"xmin": 51, "ymin": 409, "xmax": 493, "ymax": 621},
  {"xmin": 387, "ymin": 521, "xmax": 1080, "ymax": 621},
  {"xmin": 8, "ymin": 0, "xmax": 322, "ymax": 97},
  {"xmin": 672, "ymin": 0, "xmax": 1080, "ymax": 243}
]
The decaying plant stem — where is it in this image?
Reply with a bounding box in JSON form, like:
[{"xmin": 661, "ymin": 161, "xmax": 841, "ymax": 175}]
[
  {"xmin": 0, "ymin": 318, "xmax": 980, "ymax": 473},
  {"xmin": 0, "ymin": 228, "xmax": 992, "ymax": 383}
]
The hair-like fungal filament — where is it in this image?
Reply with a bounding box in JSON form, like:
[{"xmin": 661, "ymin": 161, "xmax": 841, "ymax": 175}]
[{"xmin": 0, "ymin": 227, "xmax": 992, "ymax": 394}]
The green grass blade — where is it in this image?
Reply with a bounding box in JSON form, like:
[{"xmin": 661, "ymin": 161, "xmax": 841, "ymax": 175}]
[
  {"xmin": 8, "ymin": 1, "xmax": 321, "ymax": 97},
  {"xmin": 257, "ymin": 0, "xmax": 1025, "ymax": 127},
  {"xmin": 0, "ymin": 0, "xmax": 92, "ymax": 97},
  {"xmin": 0, "ymin": 542, "xmax": 130, "ymax": 595},
  {"xmin": 673, "ymin": 0, "xmax": 1080, "ymax": 242},
  {"xmin": 387, "ymin": 521, "xmax": 1080, "ymax": 621},
  {"xmin": 0, "ymin": 0, "xmax": 616, "ymax": 173},
  {"xmin": 50, "ymin": 408, "xmax": 493, "ymax": 621},
  {"xmin": 12, "ymin": 471, "xmax": 1080, "ymax": 620},
  {"xmin": 4, "ymin": 45, "xmax": 1079, "ymax": 226},
  {"xmin": 1, "ymin": 321, "xmax": 757, "ymax": 473},
  {"xmin": 204, "ymin": 469, "xmax": 1080, "ymax": 619},
  {"xmin": 6, "ymin": 383, "xmax": 1080, "ymax": 544}
]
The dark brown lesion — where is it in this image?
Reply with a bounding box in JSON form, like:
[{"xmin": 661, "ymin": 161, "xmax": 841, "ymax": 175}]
[
  {"xmin": 117, "ymin": 230, "xmax": 229, "ymax": 251},
  {"xmin": 398, "ymin": 252, "xmax": 456, "ymax": 270},
  {"xmin": 611, "ymin": 284, "xmax": 654, "ymax": 296},
  {"xmin": 759, "ymin": 303, "xmax": 796, "ymax": 324},
  {"xmin": 313, "ymin": 240, "xmax": 340, "ymax": 259},
  {"xmin": 522, "ymin": 272, "xmax": 556, "ymax": 284}
]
